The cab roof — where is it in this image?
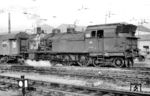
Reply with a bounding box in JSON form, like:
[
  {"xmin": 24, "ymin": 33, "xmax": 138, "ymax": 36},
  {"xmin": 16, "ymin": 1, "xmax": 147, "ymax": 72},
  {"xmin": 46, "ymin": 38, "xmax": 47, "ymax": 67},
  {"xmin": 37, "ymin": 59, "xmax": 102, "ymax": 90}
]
[{"xmin": 86, "ymin": 23, "xmax": 136, "ymax": 30}]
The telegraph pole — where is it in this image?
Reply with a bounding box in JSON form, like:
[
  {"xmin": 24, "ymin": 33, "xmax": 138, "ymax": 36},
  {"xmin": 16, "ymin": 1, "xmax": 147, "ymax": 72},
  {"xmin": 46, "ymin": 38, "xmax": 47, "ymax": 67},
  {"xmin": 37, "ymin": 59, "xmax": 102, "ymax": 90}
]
[
  {"xmin": 105, "ymin": 11, "xmax": 115, "ymax": 24},
  {"xmin": 8, "ymin": 12, "xmax": 11, "ymax": 33},
  {"xmin": 105, "ymin": 11, "xmax": 111, "ymax": 24}
]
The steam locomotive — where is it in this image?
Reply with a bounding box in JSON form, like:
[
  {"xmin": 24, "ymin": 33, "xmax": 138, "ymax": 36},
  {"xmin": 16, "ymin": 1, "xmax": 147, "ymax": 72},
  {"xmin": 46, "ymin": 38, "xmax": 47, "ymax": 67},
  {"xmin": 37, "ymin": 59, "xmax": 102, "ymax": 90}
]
[{"xmin": 0, "ymin": 23, "xmax": 139, "ymax": 67}]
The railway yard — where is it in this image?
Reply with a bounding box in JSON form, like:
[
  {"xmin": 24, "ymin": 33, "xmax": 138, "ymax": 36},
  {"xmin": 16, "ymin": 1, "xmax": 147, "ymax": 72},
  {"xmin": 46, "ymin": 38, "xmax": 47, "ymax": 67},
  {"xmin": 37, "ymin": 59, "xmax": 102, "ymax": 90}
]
[
  {"xmin": 0, "ymin": 22, "xmax": 146, "ymax": 96},
  {"xmin": 0, "ymin": 0, "xmax": 150, "ymax": 95},
  {"xmin": 0, "ymin": 59, "xmax": 149, "ymax": 96}
]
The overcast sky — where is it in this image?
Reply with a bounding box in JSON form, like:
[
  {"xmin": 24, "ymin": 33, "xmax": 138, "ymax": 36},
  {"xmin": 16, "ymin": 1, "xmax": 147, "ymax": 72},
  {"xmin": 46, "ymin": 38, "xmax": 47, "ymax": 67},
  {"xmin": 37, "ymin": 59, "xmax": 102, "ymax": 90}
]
[{"xmin": 0, "ymin": 0, "xmax": 150, "ymax": 32}]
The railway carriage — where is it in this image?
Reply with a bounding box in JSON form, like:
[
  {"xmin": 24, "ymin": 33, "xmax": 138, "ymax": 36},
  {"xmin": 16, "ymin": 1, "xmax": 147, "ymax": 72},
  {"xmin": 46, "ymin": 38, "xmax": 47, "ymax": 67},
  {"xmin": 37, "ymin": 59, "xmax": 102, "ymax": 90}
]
[
  {"xmin": 0, "ymin": 32, "xmax": 29, "ymax": 63},
  {"xmin": 26, "ymin": 23, "xmax": 138, "ymax": 67}
]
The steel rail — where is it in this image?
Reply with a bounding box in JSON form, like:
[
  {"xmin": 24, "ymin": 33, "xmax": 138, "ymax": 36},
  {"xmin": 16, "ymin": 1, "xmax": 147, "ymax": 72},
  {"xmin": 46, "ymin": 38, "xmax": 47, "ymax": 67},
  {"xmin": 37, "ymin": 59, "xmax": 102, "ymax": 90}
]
[{"xmin": 0, "ymin": 75, "xmax": 149, "ymax": 96}]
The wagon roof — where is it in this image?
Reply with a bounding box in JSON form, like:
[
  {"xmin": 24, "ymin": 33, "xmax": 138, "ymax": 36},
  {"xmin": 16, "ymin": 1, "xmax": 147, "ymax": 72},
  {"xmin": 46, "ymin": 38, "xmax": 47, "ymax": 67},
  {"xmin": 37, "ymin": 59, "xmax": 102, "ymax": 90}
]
[
  {"xmin": 0, "ymin": 32, "xmax": 29, "ymax": 40},
  {"xmin": 48, "ymin": 32, "xmax": 85, "ymax": 40}
]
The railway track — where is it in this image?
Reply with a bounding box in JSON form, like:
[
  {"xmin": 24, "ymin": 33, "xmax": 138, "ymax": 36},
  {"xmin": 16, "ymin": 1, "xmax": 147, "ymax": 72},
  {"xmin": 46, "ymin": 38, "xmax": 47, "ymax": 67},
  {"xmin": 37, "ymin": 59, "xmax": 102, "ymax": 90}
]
[
  {"xmin": 0, "ymin": 65, "xmax": 149, "ymax": 87},
  {"xmin": 7, "ymin": 65, "xmax": 150, "ymax": 83},
  {"xmin": 1, "ymin": 65, "xmax": 150, "ymax": 91},
  {"xmin": 0, "ymin": 75, "xmax": 149, "ymax": 96}
]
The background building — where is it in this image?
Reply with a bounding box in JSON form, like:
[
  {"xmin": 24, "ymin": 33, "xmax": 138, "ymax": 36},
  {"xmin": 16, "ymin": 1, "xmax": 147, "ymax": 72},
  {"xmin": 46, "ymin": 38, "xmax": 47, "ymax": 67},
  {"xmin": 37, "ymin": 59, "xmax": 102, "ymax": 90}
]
[{"xmin": 136, "ymin": 25, "xmax": 150, "ymax": 57}]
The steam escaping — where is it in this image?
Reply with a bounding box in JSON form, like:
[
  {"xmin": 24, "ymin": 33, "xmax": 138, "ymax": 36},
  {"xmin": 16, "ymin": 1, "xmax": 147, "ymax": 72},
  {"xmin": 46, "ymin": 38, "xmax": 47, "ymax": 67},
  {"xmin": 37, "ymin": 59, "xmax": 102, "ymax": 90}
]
[{"xmin": 25, "ymin": 59, "xmax": 52, "ymax": 67}]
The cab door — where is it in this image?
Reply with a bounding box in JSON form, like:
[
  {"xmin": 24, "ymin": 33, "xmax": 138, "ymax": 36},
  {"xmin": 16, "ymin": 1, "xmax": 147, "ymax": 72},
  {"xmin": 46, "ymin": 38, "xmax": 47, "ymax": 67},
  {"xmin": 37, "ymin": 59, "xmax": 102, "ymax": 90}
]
[
  {"xmin": 97, "ymin": 30, "xmax": 104, "ymax": 53},
  {"xmin": 85, "ymin": 30, "xmax": 100, "ymax": 52}
]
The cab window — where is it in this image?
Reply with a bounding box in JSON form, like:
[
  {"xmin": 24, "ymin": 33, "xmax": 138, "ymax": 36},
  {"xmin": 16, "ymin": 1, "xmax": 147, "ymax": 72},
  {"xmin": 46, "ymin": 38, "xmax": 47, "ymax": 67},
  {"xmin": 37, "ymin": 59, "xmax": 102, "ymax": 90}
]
[
  {"xmin": 91, "ymin": 31, "xmax": 96, "ymax": 37},
  {"xmin": 97, "ymin": 30, "xmax": 104, "ymax": 38}
]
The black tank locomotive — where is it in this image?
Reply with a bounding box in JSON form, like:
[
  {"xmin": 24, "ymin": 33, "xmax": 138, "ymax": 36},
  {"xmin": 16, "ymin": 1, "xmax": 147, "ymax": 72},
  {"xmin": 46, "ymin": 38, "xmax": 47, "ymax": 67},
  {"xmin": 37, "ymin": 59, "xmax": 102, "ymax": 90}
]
[{"xmin": 23, "ymin": 23, "xmax": 139, "ymax": 67}]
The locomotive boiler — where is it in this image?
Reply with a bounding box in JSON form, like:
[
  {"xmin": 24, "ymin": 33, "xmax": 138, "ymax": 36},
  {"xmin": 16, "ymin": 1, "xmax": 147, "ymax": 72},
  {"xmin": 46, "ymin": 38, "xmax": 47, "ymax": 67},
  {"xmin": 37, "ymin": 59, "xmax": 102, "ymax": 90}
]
[{"xmin": 24, "ymin": 23, "xmax": 138, "ymax": 67}]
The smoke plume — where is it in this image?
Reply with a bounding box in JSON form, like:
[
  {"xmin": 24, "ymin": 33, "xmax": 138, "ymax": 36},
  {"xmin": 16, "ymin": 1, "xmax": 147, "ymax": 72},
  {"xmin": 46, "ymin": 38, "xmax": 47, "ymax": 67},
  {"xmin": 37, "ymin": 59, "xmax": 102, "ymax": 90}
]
[{"xmin": 25, "ymin": 59, "xmax": 52, "ymax": 67}]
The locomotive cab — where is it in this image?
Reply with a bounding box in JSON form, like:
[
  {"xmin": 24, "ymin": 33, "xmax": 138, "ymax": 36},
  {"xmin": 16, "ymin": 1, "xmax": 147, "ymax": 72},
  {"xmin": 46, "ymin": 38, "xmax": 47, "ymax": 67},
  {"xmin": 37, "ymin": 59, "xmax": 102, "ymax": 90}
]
[
  {"xmin": 85, "ymin": 29, "xmax": 104, "ymax": 53},
  {"xmin": 85, "ymin": 23, "xmax": 138, "ymax": 67}
]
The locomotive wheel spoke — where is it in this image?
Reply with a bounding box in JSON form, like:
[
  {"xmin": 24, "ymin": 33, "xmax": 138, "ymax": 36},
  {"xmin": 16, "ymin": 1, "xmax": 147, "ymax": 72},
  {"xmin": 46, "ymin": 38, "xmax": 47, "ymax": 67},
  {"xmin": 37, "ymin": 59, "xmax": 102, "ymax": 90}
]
[
  {"xmin": 62, "ymin": 55, "xmax": 72, "ymax": 66},
  {"xmin": 77, "ymin": 61, "xmax": 87, "ymax": 67},
  {"xmin": 93, "ymin": 58, "xmax": 103, "ymax": 67},
  {"xmin": 113, "ymin": 57, "xmax": 124, "ymax": 68},
  {"xmin": 0, "ymin": 58, "xmax": 4, "ymax": 64},
  {"xmin": 77, "ymin": 55, "xmax": 89, "ymax": 67},
  {"xmin": 66, "ymin": 61, "xmax": 70, "ymax": 66},
  {"xmin": 63, "ymin": 61, "xmax": 71, "ymax": 66},
  {"xmin": 0, "ymin": 57, "xmax": 8, "ymax": 64}
]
